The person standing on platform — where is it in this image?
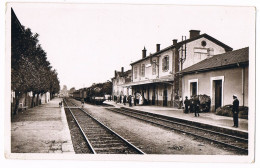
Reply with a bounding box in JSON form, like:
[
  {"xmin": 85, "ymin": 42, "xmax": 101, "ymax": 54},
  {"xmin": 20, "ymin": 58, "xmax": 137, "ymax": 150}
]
[
  {"xmin": 184, "ymin": 96, "xmax": 190, "ymax": 114},
  {"xmin": 232, "ymin": 95, "xmax": 239, "ymax": 127},
  {"xmin": 139, "ymin": 95, "xmax": 143, "ymax": 105},
  {"xmin": 123, "ymin": 95, "xmax": 126, "ymax": 105},
  {"xmin": 128, "ymin": 95, "xmax": 132, "ymax": 107},
  {"xmin": 132, "ymin": 95, "xmax": 135, "ymax": 106},
  {"xmin": 81, "ymin": 99, "xmax": 84, "ymax": 108},
  {"xmin": 194, "ymin": 95, "xmax": 200, "ymax": 117},
  {"xmin": 190, "ymin": 96, "xmax": 194, "ymax": 113},
  {"xmin": 179, "ymin": 96, "xmax": 183, "ymax": 109}
]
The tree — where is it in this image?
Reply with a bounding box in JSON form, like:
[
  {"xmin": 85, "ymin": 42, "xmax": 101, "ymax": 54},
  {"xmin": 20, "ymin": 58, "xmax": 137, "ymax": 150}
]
[
  {"xmin": 69, "ymin": 87, "xmax": 76, "ymax": 94},
  {"xmin": 11, "ymin": 9, "xmax": 60, "ymax": 114}
]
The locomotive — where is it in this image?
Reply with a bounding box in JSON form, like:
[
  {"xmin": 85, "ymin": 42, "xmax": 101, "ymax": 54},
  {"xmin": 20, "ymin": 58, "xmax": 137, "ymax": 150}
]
[{"xmin": 72, "ymin": 82, "xmax": 111, "ymax": 105}]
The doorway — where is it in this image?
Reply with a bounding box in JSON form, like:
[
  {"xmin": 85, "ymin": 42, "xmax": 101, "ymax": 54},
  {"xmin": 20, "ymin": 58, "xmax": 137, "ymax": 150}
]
[
  {"xmin": 163, "ymin": 87, "xmax": 168, "ymax": 107},
  {"xmin": 152, "ymin": 86, "xmax": 156, "ymax": 105},
  {"xmin": 214, "ymin": 80, "xmax": 222, "ymax": 110},
  {"xmin": 190, "ymin": 82, "xmax": 197, "ymax": 97}
]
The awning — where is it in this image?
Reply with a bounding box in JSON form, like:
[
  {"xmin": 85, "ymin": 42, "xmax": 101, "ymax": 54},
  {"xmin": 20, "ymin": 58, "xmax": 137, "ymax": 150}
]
[{"xmin": 120, "ymin": 77, "xmax": 174, "ymax": 87}]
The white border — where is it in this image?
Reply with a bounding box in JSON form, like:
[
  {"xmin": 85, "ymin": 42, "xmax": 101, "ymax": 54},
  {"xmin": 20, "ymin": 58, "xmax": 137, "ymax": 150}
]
[{"xmin": 1, "ymin": 1, "xmax": 258, "ymax": 168}]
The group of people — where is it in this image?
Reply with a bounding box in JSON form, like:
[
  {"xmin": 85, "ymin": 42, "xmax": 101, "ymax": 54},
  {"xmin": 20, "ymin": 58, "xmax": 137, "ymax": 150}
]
[
  {"xmin": 107, "ymin": 95, "xmax": 112, "ymax": 101},
  {"xmin": 182, "ymin": 94, "xmax": 240, "ymax": 127},
  {"xmin": 183, "ymin": 95, "xmax": 201, "ymax": 117},
  {"xmin": 114, "ymin": 94, "xmax": 143, "ymax": 107}
]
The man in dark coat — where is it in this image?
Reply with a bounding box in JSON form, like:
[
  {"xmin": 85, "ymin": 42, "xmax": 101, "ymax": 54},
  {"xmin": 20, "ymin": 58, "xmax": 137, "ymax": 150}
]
[
  {"xmin": 232, "ymin": 95, "xmax": 239, "ymax": 127},
  {"xmin": 190, "ymin": 96, "xmax": 194, "ymax": 113},
  {"xmin": 81, "ymin": 99, "xmax": 84, "ymax": 108},
  {"xmin": 123, "ymin": 95, "xmax": 126, "ymax": 105},
  {"xmin": 194, "ymin": 95, "xmax": 200, "ymax": 117},
  {"xmin": 184, "ymin": 96, "xmax": 190, "ymax": 114},
  {"xmin": 128, "ymin": 95, "xmax": 132, "ymax": 107}
]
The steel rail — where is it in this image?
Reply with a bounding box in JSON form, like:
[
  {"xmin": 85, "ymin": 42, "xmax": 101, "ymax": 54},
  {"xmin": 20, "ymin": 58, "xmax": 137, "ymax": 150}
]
[
  {"xmin": 106, "ymin": 107, "xmax": 248, "ymax": 153},
  {"xmin": 64, "ymin": 99, "xmax": 96, "ymax": 154},
  {"xmin": 119, "ymin": 107, "xmax": 248, "ymax": 142},
  {"xmin": 65, "ymin": 98, "xmax": 146, "ymax": 155}
]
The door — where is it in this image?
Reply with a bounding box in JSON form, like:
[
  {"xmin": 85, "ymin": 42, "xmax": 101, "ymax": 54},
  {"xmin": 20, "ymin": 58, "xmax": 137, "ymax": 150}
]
[
  {"xmin": 163, "ymin": 87, "xmax": 168, "ymax": 106},
  {"xmin": 147, "ymin": 87, "xmax": 150, "ymax": 105},
  {"xmin": 152, "ymin": 87, "xmax": 156, "ymax": 105},
  {"xmin": 190, "ymin": 82, "xmax": 197, "ymax": 97},
  {"xmin": 215, "ymin": 80, "xmax": 222, "ymax": 110}
]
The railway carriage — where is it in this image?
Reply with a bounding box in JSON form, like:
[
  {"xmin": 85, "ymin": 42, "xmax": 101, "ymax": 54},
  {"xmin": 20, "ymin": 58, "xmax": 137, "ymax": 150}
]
[{"xmin": 73, "ymin": 86, "xmax": 106, "ymax": 105}]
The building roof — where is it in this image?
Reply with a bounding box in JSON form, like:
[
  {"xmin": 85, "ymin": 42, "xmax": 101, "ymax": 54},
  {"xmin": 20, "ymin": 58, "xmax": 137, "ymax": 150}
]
[
  {"xmin": 130, "ymin": 33, "xmax": 233, "ymax": 65},
  {"xmin": 111, "ymin": 69, "xmax": 132, "ymax": 80},
  {"xmin": 121, "ymin": 77, "xmax": 174, "ymax": 87},
  {"xmin": 115, "ymin": 70, "xmax": 131, "ymax": 78},
  {"xmin": 180, "ymin": 47, "xmax": 249, "ymax": 75}
]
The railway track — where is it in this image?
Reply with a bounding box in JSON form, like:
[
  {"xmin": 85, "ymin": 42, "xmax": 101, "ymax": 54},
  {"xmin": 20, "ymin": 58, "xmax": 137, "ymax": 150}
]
[
  {"xmin": 105, "ymin": 107, "xmax": 248, "ymax": 154},
  {"xmin": 64, "ymin": 99, "xmax": 145, "ymax": 154}
]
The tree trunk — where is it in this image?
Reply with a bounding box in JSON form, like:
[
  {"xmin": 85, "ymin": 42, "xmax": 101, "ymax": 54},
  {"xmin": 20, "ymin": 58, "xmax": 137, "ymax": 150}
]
[
  {"xmin": 36, "ymin": 94, "xmax": 39, "ymax": 106},
  {"xmin": 13, "ymin": 91, "xmax": 21, "ymax": 115},
  {"xmin": 31, "ymin": 92, "xmax": 35, "ymax": 108}
]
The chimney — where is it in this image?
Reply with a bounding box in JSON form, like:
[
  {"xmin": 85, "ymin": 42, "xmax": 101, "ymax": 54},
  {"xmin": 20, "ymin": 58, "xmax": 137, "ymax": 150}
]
[
  {"xmin": 121, "ymin": 67, "xmax": 124, "ymax": 73},
  {"xmin": 172, "ymin": 39, "xmax": 178, "ymax": 45},
  {"xmin": 189, "ymin": 30, "xmax": 200, "ymax": 39},
  {"xmin": 114, "ymin": 70, "xmax": 117, "ymax": 77},
  {"xmin": 142, "ymin": 47, "xmax": 147, "ymax": 59},
  {"xmin": 156, "ymin": 44, "xmax": 160, "ymax": 52}
]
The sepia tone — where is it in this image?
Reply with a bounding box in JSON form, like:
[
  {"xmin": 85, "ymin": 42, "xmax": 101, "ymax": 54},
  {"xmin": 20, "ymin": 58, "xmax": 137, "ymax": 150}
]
[{"xmin": 6, "ymin": 3, "xmax": 255, "ymax": 162}]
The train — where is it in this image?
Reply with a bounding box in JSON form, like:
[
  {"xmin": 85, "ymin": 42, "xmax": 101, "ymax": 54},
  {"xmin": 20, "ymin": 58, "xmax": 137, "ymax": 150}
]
[{"xmin": 72, "ymin": 82, "xmax": 112, "ymax": 105}]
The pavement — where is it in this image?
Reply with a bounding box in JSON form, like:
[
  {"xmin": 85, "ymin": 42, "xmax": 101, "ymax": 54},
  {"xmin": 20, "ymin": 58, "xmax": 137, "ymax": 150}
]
[
  {"xmin": 104, "ymin": 100, "xmax": 248, "ymax": 133},
  {"xmin": 11, "ymin": 97, "xmax": 74, "ymax": 153}
]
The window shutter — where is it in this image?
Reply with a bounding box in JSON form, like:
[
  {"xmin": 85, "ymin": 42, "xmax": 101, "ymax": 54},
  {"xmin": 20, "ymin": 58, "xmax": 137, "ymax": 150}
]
[
  {"xmin": 142, "ymin": 64, "xmax": 145, "ymax": 76},
  {"xmin": 162, "ymin": 57, "xmax": 166, "ymax": 71},
  {"xmin": 152, "ymin": 61, "xmax": 156, "ymax": 75},
  {"xmin": 139, "ymin": 64, "xmax": 141, "ymax": 76},
  {"xmin": 167, "ymin": 56, "xmax": 169, "ymax": 70}
]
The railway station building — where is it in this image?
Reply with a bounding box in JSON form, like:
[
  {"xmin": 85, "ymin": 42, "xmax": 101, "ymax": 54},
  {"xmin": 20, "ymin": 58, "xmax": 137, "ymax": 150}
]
[
  {"xmin": 179, "ymin": 47, "xmax": 249, "ymax": 111},
  {"xmin": 111, "ymin": 67, "xmax": 132, "ymax": 100},
  {"xmin": 123, "ymin": 30, "xmax": 233, "ymax": 107}
]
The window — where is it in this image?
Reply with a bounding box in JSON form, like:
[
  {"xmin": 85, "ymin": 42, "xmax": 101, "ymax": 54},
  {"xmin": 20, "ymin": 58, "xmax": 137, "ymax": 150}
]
[
  {"xmin": 207, "ymin": 48, "xmax": 214, "ymax": 56},
  {"xmin": 152, "ymin": 61, "xmax": 156, "ymax": 75},
  {"xmin": 134, "ymin": 66, "xmax": 138, "ymax": 79},
  {"xmin": 162, "ymin": 56, "xmax": 169, "ymax": 71},
  {"xmin": 201, "ymin": 40, "xmax": 207, "ymax": 47},
  {"xmin": 141, "ymin": 64, "xmax": 145, "ymax": 76}
]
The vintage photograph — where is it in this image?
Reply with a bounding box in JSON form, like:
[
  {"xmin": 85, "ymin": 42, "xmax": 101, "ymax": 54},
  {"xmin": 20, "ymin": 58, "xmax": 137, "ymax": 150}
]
[{"xmin": 5, "ymin": 2, "xmax": 255, "ymax": 162}]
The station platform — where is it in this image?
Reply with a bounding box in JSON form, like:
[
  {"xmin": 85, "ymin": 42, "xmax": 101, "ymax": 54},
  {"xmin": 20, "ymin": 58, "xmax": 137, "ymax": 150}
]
[
  {"xmin": 104, "ymin": 100, "xmax": 248, "ymax": 133},
  {"xmin": 11, "ymin": 97, "xmax": 74, "ymax": 153}
]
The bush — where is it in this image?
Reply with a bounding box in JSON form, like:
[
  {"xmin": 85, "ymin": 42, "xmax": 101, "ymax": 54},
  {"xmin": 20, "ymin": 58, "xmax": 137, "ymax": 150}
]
[
  {"xmin": 216, "ymin": 105, "xmax": 248, "ymax": 119},
  {"xmin": 198, "ymin": 94, "xmax": 211, "ymax": 112}
]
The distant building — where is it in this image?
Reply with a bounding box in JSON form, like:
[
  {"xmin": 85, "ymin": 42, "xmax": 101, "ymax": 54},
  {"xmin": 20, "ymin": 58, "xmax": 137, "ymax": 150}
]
[
  {"xmin": 180, "ymin": 47, "xmax": 249, "ymax": 111},
  {"xmin": 124, "ymin": 30, "xmax": 232, "ymax": 107},
  {"xmin": 59, "ymin": 85, "xmax": 69, "ymax": 97},
  {"xmin": 112, "ymin": 67, "xmax": 132, "ymax": 99}
]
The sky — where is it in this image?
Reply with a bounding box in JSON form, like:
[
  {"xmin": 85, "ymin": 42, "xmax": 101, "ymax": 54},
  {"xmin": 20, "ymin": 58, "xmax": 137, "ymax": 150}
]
[{"xmin": 7, "ymin": 3, "xmax": 255, "ymax": 90}]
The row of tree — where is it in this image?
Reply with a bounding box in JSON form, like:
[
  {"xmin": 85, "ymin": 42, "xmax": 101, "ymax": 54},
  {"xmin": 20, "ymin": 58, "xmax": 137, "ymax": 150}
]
[
  {"xmin": 11, "ymin": 9, "xmax": 60, "ymax": 115},
  {"xmin": 88, "ymin": 81, "xmax": 112, "ymax": 97}
]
